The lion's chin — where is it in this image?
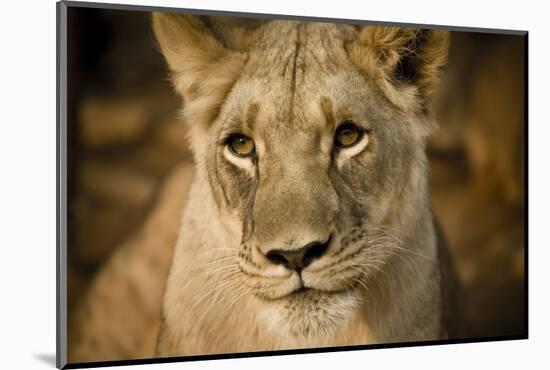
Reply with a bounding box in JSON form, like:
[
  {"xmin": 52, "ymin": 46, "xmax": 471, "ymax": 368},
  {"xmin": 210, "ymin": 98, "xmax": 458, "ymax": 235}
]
[{"xmin": 258, "ymin": 289, "xmax": 360, "ymax": 339}]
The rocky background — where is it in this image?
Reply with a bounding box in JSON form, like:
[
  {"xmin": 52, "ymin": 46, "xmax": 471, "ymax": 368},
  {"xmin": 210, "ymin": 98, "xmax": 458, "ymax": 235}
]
[{"xmin": 66, "ymin": 7, "xmax": 525, "ymax": 347}]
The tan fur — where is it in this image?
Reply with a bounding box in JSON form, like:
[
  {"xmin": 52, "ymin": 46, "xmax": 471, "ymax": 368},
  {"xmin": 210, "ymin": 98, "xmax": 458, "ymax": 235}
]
[
  {"xmin": 152, "ymin": 15, "xmax": 454, "ymax": 357},
  {"xmin": 347, "ymin": 27, "xmax": 449, "ymax": 113}
]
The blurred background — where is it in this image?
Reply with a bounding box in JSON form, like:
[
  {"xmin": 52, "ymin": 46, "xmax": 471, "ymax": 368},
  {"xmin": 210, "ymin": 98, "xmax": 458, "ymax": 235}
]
[{"xmin": 65, "ymin": 7, "xmax": 525, "ymax": 362}]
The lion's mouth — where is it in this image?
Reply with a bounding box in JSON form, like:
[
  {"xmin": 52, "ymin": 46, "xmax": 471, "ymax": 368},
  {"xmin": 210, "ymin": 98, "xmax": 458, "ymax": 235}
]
[
  {"xmin": 281, "ymin": 285, "xmax": 339, "ymax": 303},
  {"xmin": 289, "ymin": 286, "xmax": 313, "ymax": 296},
  {"xmin": 292, "ymin": 286, "xmax": 311, "ymax": 294},
  {"xmin": 274, "ymin": 279, "xmax": 348, "ymax": 301},
  {"xmin": 261, "ymin": 282, "xmax": 323, "ymax": 302}
]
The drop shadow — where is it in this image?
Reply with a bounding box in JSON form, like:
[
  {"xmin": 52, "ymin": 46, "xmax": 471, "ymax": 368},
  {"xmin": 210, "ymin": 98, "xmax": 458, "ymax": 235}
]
[{"xmin": 34, "ymin": 353, "xmax": 57, "ymax": 367}]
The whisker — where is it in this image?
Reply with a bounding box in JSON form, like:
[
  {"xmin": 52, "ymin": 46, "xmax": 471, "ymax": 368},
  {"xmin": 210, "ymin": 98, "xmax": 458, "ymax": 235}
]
[
  {"xmin": 370, "ymin": 228, "xmax": 405, "ymax": 244},
  {"xmin": 370, "ymin": 227, "xmax": 422, "ymax": 251},
  {"xmin": 194, "ymin": 280, "xmax": 244, "ymax": 324},
  {"xmin": 366, "ymin": 246, "xmax": 421, "ymax": 276},
  {"xmin": 355, "ymin": 262, "xmax": 391, "ymax": 279},
  {"xmin": 180, "ymin": 264, "xmax": 239, "ymax": 290},
  {"xmin": 226, "ymin": 287, "xmax": 252, "ymax": 311},
  {"xmin": 218, "ymin": 270, "xmax": 242, "ymax": 283},
  {"xmin": 346, "ymin": 275, "xmax": 363, "ymax": 301},
  {"xmin": 188, "ymin": 268, "xmax": 241, "ymax": 302},
  {"xmin": 370, "ymin": 242, "xmax": 434, "ymax": 262},
  {"xmin": 210, "ymin": 247, "xmax": 241, "ymax": 252},
  {"xmin": 352, "ymin": 278, "xmax": 372, "ymax": 298},
  {"xmin": 364, "ymin": 234, "xmax": 395, "ymax": 245},
  {"xmin": 219, "ymin": 283, "xmax": 248, "ymax": 309},
  {"xmin": 190, "ymin": 275, "xmax": 243, "ymax": 315},
  {"xmin": 375, "ymin": 225, "xmax": 413, "ymax": 239},
  {"xmin": 203, "ymin": 255, "xmax": 239, "ymax": 266}
]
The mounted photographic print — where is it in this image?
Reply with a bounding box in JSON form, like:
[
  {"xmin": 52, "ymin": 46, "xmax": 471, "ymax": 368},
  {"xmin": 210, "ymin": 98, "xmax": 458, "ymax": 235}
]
[{"xmin": 57, "ymin": 1, "xmax": 527, "ymax": 368}]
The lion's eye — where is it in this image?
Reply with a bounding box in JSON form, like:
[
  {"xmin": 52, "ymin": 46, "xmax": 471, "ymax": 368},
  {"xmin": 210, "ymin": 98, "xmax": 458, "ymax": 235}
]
[
  {"xmin": 227, "ymin": 134, "xmax": 255, "ymax": 157},
  {"xmin": 334, "ymin": 121, "xmax": 363, "ymax": 148}
]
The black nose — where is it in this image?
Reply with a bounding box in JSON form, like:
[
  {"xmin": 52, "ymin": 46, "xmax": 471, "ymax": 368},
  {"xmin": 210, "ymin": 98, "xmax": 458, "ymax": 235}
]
[{"xmin": 265, "ymin": 237, "xmax": 331, "ymax": 271}]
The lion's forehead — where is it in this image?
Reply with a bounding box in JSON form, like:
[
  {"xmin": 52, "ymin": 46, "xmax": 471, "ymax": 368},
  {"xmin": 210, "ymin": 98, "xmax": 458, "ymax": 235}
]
[
  {"xmin": 227, "ymin": 69, "xmax": 369, "ymax": 149},
  {"xmin": 226, "ymin": 22, "xmax": 373, "ymax": 138},
  {"xmin": 241, "ymin": 21, "xmax": 359, "ymax": 94}
]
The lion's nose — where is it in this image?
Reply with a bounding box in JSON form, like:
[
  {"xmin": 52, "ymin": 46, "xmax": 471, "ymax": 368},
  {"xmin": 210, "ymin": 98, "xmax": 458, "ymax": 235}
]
[{"xmin": 265, "ymin": 236, "xmax": 331, "ymax": 272}]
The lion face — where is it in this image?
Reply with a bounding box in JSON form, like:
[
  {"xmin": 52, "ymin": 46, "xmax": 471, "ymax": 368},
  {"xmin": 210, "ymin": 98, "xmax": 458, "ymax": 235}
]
[
  {"xmin": 153, "ymin": 15, "xmax": 448, "ymax": 339},
  {"xmin": 201, "ymin": 22, "xmax": 432, "ymax": 337}
]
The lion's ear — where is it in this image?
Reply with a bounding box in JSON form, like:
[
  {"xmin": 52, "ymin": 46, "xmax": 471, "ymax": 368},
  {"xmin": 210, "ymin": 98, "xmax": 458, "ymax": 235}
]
[
  {"xmin": 347, "ymin": 27, "xmax": 449, "ymax": 112},
  {"xmin": 152, "ymin": 13, "xmax": 247, "ymax": 124},
  {"xmin": 152, "ymin": 13, "xmax": 227, "ymax": 76}
]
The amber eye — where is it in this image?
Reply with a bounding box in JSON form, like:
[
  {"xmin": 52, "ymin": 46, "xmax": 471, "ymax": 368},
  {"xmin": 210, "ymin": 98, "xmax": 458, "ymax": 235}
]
[
  {"xmin": 227, "ymin": 134, "xmax": 255, "ymax": 157},
  {"xmin": 334, "ymin": 121, "xmax": 363, "ymax": 148}
]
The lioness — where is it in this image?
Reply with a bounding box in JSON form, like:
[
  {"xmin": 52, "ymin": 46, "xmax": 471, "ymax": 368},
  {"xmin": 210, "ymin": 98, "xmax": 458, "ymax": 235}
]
[{"xmin": 153, "ymin": 14, "xmax": 458, "ymax": 356}]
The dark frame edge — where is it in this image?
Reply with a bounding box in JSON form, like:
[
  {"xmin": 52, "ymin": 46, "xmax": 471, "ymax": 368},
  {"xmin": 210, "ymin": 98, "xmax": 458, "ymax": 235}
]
[
  {"xmin": 57, "ymin": 1, "xmax": 68, "ymax": 369},
  {"xmin": 523, "ymin": 32, "xmax": 529, "ymax": 338},
  {"xmin": 62, "ymin": 0, "xmax": 527, "ymax": 35}
]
